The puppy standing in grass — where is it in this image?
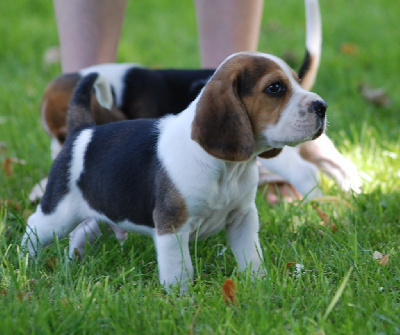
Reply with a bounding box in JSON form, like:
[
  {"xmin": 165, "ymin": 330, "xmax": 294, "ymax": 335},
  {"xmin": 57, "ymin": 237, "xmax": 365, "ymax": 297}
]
[
  {"xmin": 22, "ymin": 52, "xmax": 327, "ymax": 291},
  {"xmin": 28, "ymin": 0, "xmax": 361, "ymax": 257}
]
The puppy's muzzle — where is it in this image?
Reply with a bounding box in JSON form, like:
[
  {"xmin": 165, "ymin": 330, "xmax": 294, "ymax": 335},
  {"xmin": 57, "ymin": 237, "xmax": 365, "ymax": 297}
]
[{"xmin": 311, "ymin": 100, "xmax": 327, "ymax": 119}]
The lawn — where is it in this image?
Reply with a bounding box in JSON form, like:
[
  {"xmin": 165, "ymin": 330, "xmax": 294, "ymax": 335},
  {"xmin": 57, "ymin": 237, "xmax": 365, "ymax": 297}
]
[{"xmin": 1, "ymin": 0, "xmax": 399, "ymax": 334}]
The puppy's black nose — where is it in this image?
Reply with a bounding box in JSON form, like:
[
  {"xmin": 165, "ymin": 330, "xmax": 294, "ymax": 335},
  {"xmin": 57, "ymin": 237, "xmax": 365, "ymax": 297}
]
[{"xmin": 312, "ymin": 100, "xmax": 327, "ymax": 118}]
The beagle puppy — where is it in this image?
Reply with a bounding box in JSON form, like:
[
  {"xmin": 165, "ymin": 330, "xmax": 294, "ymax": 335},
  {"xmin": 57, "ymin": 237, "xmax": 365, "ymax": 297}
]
[
  {"xmin": 28, "ymin": 0, "xmax": 361, "ymax": 258},
  {"xmin": 22, "ymin": 52, "xmax": 327, "ymax": 291}
]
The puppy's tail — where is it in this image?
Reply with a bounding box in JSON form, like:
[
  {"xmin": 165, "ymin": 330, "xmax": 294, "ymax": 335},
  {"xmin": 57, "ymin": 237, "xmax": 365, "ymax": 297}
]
[
  {"xmin": 67, "ymin": 72, "xmax": 113, "ymax": 136},
  {"xmin": 298, "ymin": 0, "xmax": 322, "ymax": 90}
]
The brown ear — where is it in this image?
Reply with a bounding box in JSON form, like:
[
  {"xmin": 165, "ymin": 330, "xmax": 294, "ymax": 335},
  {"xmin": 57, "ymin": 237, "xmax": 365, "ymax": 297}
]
[
  {"xmin": 258, "ymin": 148, "xmax": 283, "ymax": 159},
  {"xmin": 191, "ymin": 75, "xmax": 254, "ymax": 162}
]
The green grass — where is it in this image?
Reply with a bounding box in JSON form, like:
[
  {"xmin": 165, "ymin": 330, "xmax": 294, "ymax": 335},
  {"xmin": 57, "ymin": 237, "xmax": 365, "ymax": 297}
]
[{"xmin": 1, "ymin": 0, "xmax": 400, "ymax": 333}]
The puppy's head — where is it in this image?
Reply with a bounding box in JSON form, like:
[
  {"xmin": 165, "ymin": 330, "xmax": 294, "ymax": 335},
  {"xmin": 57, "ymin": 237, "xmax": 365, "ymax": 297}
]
[{"xmin": 191, "ymin": 52, "xmax": 327, "ymax": 162}]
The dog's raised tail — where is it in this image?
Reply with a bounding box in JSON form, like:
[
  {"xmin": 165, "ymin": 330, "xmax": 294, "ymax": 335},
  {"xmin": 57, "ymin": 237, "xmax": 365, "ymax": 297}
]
[
  {"xmin": 298, "ymin": 0, "xmax": 322, "ymax": 90},
  {"xmin": 67, "ymin": 72, "xmax": 113, "ymax": 136}
]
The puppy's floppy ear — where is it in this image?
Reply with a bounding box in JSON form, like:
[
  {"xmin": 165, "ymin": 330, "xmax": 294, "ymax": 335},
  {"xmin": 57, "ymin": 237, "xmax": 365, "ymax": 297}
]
[
  {"xmin": 191, "ymin": 71, "xmax": 255, "ymax": 162},
  {"xmin": 259, "ymin": 148, "xmax": 282, "ymax": 159}
]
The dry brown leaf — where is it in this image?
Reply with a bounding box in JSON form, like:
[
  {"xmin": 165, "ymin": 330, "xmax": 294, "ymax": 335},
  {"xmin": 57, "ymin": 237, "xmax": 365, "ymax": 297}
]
[
  {"xmin": 46, "ymin": 257, "xmax": 58, "ymax": 270},
  {"xmin": 378, "ymin": 255, "xmax": 390, "ymax": 266},
  {"xmin": 2, "ymin": 157, "xmax": 26, "ymax": 178},
  {"xmin": 312, "ymin": 203, "xmax": 338, "ymax": 233},
  {"xmin": 312, "ymin": 196, "xmax": 353, "ymax": 209},
  {"xmin": 0, "ymin": 200, "xmax": 21, "ymax": 211},
  {"xmin": 359, "ymin": 84, "xmax": 391, "ymax": 107},
  {"xmin": 59, "ymin": 297, "xmax": 70, "ymax": 306},
  {"xmin": 0, "ymin": 290, "xmax": 31, "ymax": 301},
  {"xmin": 373, "ymin": 251, "xmax": 389, "ymax": 266},
  {"xmin": 17, "ymin": 291, "xmax": 32, "ymax": 301},
  {"xmin": 286, "ymin": 262, "xmax": 297, "ymax": 269},
  {"xmin": 340, "ymin": 43, "xmax": 358, "ymax": 55},
  {"xmin": 286, "ymin": 262, "xmax": 304, "ymax": 277},
  {"xmin": 2, "ymin": 158, "xmax": 13, "ymax": 177},
  {"xmin": 222, "ymin": 279, "xmax": 237, "ymax": 306}
]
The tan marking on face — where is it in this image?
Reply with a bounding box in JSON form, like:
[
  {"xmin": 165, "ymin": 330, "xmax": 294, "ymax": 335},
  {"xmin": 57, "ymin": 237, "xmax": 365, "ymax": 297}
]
[
  {"xmin": 153, "ymin": 167, "xmax": 188, "ymax": 235},
  {"xmin": 240, "ymin": 65, "xmax": 295, "ymax": 135},
  {"xmin": 41, "ymin": 73, "xmax": 126, "ymax": 145}
]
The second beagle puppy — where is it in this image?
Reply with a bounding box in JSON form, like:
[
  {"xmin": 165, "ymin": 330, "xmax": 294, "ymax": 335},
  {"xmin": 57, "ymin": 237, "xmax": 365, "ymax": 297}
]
[{"xmin": 22, "ymin": 52, "xmax": 327, "ymax": 291}]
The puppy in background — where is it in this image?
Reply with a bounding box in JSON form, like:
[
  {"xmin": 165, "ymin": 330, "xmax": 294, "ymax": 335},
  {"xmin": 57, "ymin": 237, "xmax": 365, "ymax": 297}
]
[{"xmin": 22, "ymin": 52, "xmax": 327, "ymax": 291}]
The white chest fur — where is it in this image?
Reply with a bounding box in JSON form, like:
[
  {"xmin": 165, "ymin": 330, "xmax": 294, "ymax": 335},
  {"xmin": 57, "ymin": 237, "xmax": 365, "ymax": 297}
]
[{"xmin": 158, "ymin": 110, "xmax": 259, "ymax": 240}]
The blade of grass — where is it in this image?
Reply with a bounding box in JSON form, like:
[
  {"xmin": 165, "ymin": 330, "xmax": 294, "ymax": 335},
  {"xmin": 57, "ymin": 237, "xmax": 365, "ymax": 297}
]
[{"xmin": 323, "ymin": 266, "xmax": 353, "ymax": 321}]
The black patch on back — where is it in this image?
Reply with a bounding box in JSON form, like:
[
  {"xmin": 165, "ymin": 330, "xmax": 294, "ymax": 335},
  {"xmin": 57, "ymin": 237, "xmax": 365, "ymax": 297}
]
[
  {"xmin": 77, "ymin": 119, "xmax": 160, "ymax": 227},
  {"xmin": 40, "ymin": 132, "xmax": 82, "ymax": 214},
  {"xmin": 298, "ymin": 50, "xmax": 311, "ymax": 81},
  {"xmin": 120, "ymin": 68, "xmax": 215, "ymax": 119}
]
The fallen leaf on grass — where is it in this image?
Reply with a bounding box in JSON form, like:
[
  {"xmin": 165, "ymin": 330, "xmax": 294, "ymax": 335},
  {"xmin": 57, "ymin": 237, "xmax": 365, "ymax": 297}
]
[
  {"xmin": 286, "ymin": 262, "xmax": 297, "ymax": 268},
  {"xmin": 286, "ymin": 262, "xmax": 304, "ymax": 277},
  {"xmin": 373, "ymin": 251, "xmax": 390, "ymax": 266},
  {"xmin": 311, "ymin": 196, "xmax": 353, "ymax": 209},
  {"xmin": 0, "ymin": 290, "xmax": 31, "ymax": 301},
  {"xmin": 312, "ymin": 203, "xmax": 338, "ymax": 233},
  {"xmin": 222, "ymin": 279, "xmax": 237, "ymax": 306},
  {"xmin": 46, "ymin": 257, "xmax": 58, "ymax": 270},
  {"xmin": 340, "ymin": 43, "xmax": 358, "ymax": 55},
  {"xmin": 2, "ymin": 158, "xmax": 13, "ymax": 177},
  {"xmin": 2, "ymin": 157, "xmax": 26, "ymax": 177},
  {"xmin": 0, "ymin": 199, "xmax": 21, "ymax": 211},
  {"xmin": 379, "ymin": 255, "xmax": 390, "ymax": 266},
  {"xmin": 59, "ymin": 297, "xmax": 70, "ymax": 306},
  {"xmin": 359, "ymin": 83, "xmax": 391, "ymax": 107}
]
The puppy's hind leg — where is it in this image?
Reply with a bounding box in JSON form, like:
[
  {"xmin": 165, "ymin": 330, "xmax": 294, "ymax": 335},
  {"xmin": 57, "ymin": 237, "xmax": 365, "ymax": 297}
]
[
  {"xmin": 21, "ymin": 204, "xmax": 80, "ymax": 257},
  {"xmin": 68, "ymin": 219, "xmax": 128, "ymax": 258}
]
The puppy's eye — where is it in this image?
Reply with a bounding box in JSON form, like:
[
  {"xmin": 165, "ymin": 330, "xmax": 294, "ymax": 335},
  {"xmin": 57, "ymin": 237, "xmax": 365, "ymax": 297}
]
[{"xmin": 266, "ymin": 82, "xmax": 286, "ymax": 96}]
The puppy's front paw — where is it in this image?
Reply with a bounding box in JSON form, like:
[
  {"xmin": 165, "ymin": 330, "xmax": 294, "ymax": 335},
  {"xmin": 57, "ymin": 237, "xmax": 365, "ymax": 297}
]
[{"xmin": 338, "ymin": 159, "xmax": 363, "ymax": 194}]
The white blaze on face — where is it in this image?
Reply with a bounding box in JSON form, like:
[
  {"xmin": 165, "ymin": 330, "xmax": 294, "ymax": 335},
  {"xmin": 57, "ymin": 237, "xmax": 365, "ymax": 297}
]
[{"xmin": 261, "ymin": 54, "xmax": 325, "ymax": 147}]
